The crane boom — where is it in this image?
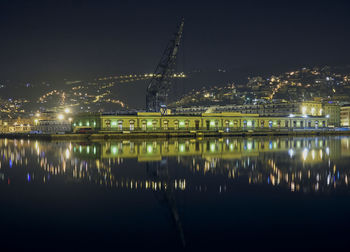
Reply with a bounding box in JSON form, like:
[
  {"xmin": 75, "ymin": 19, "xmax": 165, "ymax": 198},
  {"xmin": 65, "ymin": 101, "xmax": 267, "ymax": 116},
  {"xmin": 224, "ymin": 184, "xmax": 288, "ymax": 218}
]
[{"xmin": 146, "ymin": 18, "xmax": 184, "ymax": 112}]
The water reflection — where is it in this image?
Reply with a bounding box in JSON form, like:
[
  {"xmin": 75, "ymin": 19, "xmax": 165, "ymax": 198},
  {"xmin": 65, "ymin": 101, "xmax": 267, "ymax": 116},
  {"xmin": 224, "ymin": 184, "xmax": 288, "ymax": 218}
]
[{"xmin": 0, "ymin": 137, "xmax": 350, "ymax": 193}]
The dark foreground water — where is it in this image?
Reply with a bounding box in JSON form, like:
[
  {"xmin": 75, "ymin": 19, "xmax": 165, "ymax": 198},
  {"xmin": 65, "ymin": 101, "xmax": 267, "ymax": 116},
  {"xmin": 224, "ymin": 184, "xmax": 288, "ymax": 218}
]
[{"xmin": 0, "ymin": 136, "xmax": 350, "ymax": 251}]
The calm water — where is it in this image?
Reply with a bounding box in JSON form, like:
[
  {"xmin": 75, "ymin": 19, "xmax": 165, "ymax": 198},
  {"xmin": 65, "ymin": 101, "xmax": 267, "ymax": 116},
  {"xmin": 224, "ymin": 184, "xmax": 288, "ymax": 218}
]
[{"xmin": 1, "ymin": 136, "xmax": 350, "ymax": 250}]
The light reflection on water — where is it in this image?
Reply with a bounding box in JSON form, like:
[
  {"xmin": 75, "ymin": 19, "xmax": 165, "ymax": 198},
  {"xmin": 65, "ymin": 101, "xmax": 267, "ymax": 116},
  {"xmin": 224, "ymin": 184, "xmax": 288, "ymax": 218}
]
[
  {"xmin": 1, "ymin": 136, "xmax": 350, "ymax": 250},
  {"xmin": 0, "ymin": 136, "xmax": 350, "ymax": 193}
]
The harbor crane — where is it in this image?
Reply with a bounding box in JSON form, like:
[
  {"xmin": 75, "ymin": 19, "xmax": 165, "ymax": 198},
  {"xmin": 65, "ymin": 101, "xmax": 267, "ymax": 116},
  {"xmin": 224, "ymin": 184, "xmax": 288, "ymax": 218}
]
[{"xmin": 146, "ymin": 18, "xmax": 184, "ymax": 114}]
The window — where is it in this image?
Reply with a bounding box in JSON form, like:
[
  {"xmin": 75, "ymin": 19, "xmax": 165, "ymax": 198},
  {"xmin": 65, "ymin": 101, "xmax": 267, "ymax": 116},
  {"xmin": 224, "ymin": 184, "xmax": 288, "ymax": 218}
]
[
  {"xmin": 163, "ymin": 120, "xmax": 169, "ymax": 130},
  {"xmin": 260, "ymin": 121, "xmax": 265, "ymax": 128},
  {"xmin": 174, "ymin": 120, "xmax": 179, "ymax": 130},
  {"xmin": 152, "ymin": 120, "xmax": 157, "ymax": 130},
  {"xmin": 269, "ymin": 121, "xmax": 273, "ymax": 128},
  {"xmin": 185, "ymin": 120, "xmax": 190, "ymax": 129},
  {"xmin": 195, "ymin": 120, "xmax": 200, "ymax": 130},
  {"xmin": 129, "ymin": 120, "xmax": 135, "ymax": 131},
  {"xmin": 214, "ymin": 120, "xmax": 219, "ymax": 129},
  {"xmin": 118, "ymin": 120, "xmax": 123, "ymax": 131},
  {"xmin": 141, "ymin": 120, "xmax": 147, "ymax": 131},
  {"xmin": 105, "ymin": 120, "xmax": 111, "ymax": 128}
]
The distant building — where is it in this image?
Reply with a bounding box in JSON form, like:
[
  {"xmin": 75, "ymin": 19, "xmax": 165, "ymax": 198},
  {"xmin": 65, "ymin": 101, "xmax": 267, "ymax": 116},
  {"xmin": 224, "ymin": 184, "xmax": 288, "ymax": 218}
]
[
  {"xmin": 341, "ymin": 105, "xmax": 350, "ymax": 127},
  {"xmin": 35, "ymin": 120, "xmax": 72, "ymax": 134},
  {"xmin": 0, "ymin": 118, "xmax": 32, "ymax": 133},
  {"xmin": 300, "ymin": 101, "xmax": 323, "ymax": 116},
  {"xmin": 174, "ymin": 101, "xmax": 343, "ymax": 127},
  {"xmin": 324, "ymin": 103, "xmax": 341, "ymax": 127}
]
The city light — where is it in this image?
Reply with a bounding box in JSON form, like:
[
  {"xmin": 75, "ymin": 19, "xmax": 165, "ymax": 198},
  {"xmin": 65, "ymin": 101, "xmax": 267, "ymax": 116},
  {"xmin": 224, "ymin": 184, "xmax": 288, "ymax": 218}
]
[{"xmin": 57, "ymin": 114, "xmax": 64, "ymax": 120}]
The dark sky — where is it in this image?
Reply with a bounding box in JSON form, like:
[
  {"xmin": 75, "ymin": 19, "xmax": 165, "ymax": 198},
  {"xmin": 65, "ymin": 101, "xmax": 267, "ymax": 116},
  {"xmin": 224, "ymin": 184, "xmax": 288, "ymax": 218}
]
[{"xmin": 0, "ymin": 0, "xmax": 350, "ymax": 81}]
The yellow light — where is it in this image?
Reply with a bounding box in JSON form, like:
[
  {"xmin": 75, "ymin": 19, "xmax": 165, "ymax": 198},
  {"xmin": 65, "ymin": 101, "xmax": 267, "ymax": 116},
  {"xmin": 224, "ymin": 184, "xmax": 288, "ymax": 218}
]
[
  {"xmin": 64, "ymin": 108, "xmax": 71, "ymax": 114},
  {"xmin": 68, "ymin": 117, "xmax": 73, "ymax": 122},
  {"xmin": 35, "ymin": 113, "xmax": 40, "ymax": 117},
  {"xmin": 302, "ymin": 106, "xmax": 307, "ymax": 115},
  {"xmin": 57, "ymin": 114, "xmax": 64, "ymax": 120},
  {"xmin": 311, "ymin": 107, "xmax": 315, "ymax": 115}
]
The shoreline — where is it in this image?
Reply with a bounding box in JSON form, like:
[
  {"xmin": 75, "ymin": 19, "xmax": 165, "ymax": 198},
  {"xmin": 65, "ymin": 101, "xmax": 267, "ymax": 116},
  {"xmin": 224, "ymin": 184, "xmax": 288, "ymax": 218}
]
[{"xmin": 1, "ymin": 129, "xmax": 350, "ymax": 141}]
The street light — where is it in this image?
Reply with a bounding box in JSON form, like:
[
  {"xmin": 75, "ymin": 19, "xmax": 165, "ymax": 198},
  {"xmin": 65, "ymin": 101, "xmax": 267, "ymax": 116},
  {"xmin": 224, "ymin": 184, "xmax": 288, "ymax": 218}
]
[
  {"xmin": 57, "ymin": 114, "xmax": 64, "ymax": 120},
  {"xmin": 64, "ymin": 108, "xmax": 71, "ymax": 114}
]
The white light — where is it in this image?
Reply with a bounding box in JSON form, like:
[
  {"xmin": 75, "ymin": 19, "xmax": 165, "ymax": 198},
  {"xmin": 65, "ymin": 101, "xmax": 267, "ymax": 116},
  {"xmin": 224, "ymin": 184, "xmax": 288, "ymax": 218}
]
[
  {"xmin": 326, "ymin": 114, "xmax": 330, "ymax": 118},
  {"xmin": 302, "ymin": 106, "xmax": 307, "ymax": 114},
  {"xmin": 289, "ymin": 114, "xmax": 295, "ymax": 118},
  {"xmin": 302, "ymin": 148, "xmax": 309, "ymax": 161},
  {"xmin": 57, "ymin": 114, "xmax": 64, "ymax": 120},
  {"xmin": 64, "ymin": 108, "xmax": 71, "ymax": 114},
  {"xmin": 288, "ymin": 149, "xmax": 294, "ymax": 158}
]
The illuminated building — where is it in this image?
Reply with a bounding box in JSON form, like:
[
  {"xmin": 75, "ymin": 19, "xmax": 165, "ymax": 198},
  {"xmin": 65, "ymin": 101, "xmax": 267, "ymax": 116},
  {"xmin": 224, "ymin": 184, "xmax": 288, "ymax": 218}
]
[
  {"xmin": 35, "ymin": 120, "xmax": 72, "ymax": 134},
  {"xmin": 324, "ymin": 103, "xmax": 341, "ymax": 127},
  {"xmin": 72, "ymin": 111, "xmax": 328, "ymax": 133},
  {"xmin": 300, "ymin": 101, "xmax": 323, "ymax": 116},
  {"xmin": 341, "ymin": 104, "xmax": 350, "ymax": 127}
]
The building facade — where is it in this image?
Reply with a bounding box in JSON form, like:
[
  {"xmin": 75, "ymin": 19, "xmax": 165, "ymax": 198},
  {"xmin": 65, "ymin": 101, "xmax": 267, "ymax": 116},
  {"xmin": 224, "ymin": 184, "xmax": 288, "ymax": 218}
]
[
  {"xmin": 72, "ymin": 112, "xmax": 328, "ymax": 133},
  {"xmin": 174, "ymin": 101, "xmax": 341, "ymax": 126},
  {"xmin": 341, "ymin": 105, "xmax": 350, "ymax": 127},
  {"xmin": 35, "ymin": 120, "xmax": 72, "ymax": 134},
  {"xmin": 324, "ymin": 103, "xmax": 341, "ymax": 127}
]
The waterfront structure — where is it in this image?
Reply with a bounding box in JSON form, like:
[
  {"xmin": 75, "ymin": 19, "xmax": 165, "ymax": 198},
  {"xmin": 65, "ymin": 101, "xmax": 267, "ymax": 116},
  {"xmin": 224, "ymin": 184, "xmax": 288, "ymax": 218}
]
[
  {"xmin": 174, "ymin": 101, "xmax": 341, "ymax": 126},
  {"xmin": 35, "ymin": 119, "xmax": 72, "ymax": 134},
  {"xmin": 72, "ymin": 111, "xmax": 328, "ymax": 133},
  {"xmin": 341, "ymin": 104, "xmax": 350, "ymax": 127},
  {"xmin": 0, "ymin": 118, "xmax": 32, "ymax": 133},
  {"xmin": 175, "ymin": 101, "xmax": 324, "ymax": 116}
]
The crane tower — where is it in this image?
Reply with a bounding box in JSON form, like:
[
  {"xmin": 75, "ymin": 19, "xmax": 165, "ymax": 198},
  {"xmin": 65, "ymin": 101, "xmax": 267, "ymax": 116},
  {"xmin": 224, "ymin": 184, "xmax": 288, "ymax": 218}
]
[{"xmin": 146, "ymin": 19, "xmax": 184, "ymax": 113}]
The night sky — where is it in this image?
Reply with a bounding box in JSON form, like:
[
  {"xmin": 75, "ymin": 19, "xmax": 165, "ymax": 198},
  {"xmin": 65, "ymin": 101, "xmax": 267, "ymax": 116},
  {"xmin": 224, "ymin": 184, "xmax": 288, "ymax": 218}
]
[{"xmin": 0, "ymin": 0, "xmax": 350, "ymax": 81}]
